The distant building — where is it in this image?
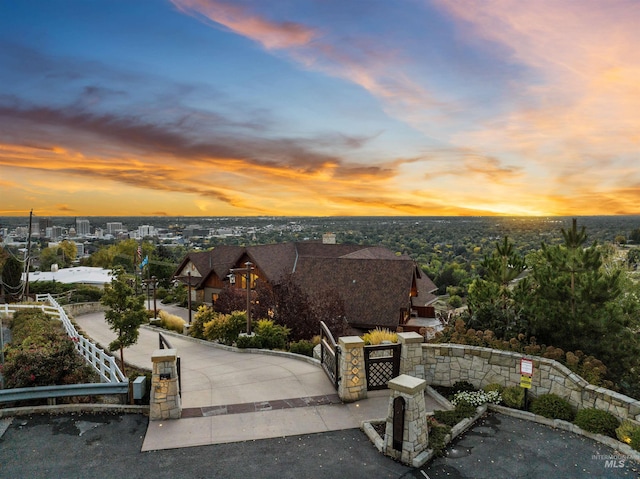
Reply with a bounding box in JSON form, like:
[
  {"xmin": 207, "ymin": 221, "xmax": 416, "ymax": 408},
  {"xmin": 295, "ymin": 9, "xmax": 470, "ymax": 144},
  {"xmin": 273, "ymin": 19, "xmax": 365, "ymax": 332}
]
[
  {"xmin": 138, "ymin": 225, "xmax": 155, "ymax": 237},
  {"xmin": 106, "ymin": 222, "xmax": 123, "ymax": 235},
  {"xmin": 23, "ymin": 266, "xmax": 113, "ymax": 288},
  {"xmin": 76, "ymin": 218, "xmax": 90, "ymax": 236},
  {"xmin": 46, "ymin": 226, "xmax": 64, "ymax": 240}
]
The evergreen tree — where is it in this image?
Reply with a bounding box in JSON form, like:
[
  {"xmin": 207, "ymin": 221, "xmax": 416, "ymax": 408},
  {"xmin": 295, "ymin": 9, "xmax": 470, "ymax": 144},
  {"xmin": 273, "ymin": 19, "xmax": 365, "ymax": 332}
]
[
  {"xmin": 466, "ymin": 237, "xmax": 528, "ymax": 337},
  {"xmin": 100, "ymin": 267, "xmax": 146, "ymax": 375},
  {"xmin": 1, "ymin": 254, "xmax": 23, "ymax": 301}
]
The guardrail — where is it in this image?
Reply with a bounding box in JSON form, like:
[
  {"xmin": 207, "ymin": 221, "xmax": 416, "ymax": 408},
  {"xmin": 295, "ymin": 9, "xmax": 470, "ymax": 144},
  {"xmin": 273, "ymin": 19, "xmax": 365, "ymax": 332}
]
[{"xmin": 0, "ymin": 382, "xmax": 129, "ymax": 404}]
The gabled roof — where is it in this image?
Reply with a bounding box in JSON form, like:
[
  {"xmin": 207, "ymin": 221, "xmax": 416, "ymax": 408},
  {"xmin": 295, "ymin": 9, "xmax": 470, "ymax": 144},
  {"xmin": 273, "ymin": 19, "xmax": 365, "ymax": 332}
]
[
  {"xmin": 173, "ymin": 246, "xmax": 244, "ymax": 287},
  {"xmin": 173, "ymin": 241, "xmax": 437, "ymax": 330},
  {"xmin": 291, "ymin": 256, "xmax": 415, "ymax": 329},
  {"xmin": 245, "ymin": 242, "xmax": 297, "ymax": 283}
]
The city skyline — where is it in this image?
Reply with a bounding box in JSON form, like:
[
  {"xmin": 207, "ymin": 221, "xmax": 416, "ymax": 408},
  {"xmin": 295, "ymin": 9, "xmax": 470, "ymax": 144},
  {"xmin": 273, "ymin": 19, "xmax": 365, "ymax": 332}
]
[{"xmin": 1, "ymin": 1, "xmax": 639, "ymax": 217}]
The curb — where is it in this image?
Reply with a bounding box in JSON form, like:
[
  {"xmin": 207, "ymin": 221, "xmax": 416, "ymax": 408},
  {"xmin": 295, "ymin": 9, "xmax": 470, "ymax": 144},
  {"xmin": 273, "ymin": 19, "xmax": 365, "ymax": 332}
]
[{"xmin": 0, "ymin": 403, "xmax": 149, "ymax": 419}]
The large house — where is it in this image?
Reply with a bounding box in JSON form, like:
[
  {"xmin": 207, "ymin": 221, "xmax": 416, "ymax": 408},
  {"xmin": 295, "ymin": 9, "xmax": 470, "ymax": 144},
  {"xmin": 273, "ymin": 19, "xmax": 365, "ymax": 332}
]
[{"xmin": 173, "ymin": 241, "xmax": 438, "ymax": 332}]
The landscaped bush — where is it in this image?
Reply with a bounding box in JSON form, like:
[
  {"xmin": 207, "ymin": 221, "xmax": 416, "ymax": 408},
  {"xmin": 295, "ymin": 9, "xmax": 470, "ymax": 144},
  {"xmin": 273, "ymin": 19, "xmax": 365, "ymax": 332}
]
[
  {"xmin": 2, "ymin": 309, "xmax": 95, "ymax": 388},
  {"xmin": 203, "ymin": 311, "xmax": 246, "ymax": 345},
  {"xmin": 573, "ymin": 408, "xmax": 620, "ymax": 438},
  {"xmin": 501, "ymin": 386, "xmax": 525, "ymax": 408},
  {"xmin": 189, "ymin": 305, "xmax": 216, "ymax": 339},
  {"xmin": 530, "ymin": 394, "xmax": 575, "ymax": 421},
  {"xmin": 236, "ymin": 319, "xmax": 290, "ymax": 350},
  {"xmin": 630, "ymin": 428, "xmax": 640, "ymax": 452},
  {"xmin": 427, "ymin": 418, "xmax": 452, "ymax": 457},
  {"xmin": 255, "ymin": 319, "xmax": 289, "ymax": 349},
  {"xmin": 483, "ymin": 383, "xmax": 504, "ymax": 394},
  {"xmin": 433, "ymin": 400, "xmax": 478, "ymax": 427},
  {"xmin": 451, "ymin": 390, "xmax": 501, "ymax": 407},
  {"xmin": 289, "ymin": 339, "xmax": 315, "ymax": 357},
  {"xmin": 451, "ymin": 380, "xmax": 476, "ymax": 395},
  {"xmin": 158, "ymin": 310, "xmax": 186, "ymax": 333},
  {"xmin": 616, "ymin": 420, "xmax": 640, "ymax": 448},
  {"xmin": 362, "ymin": 328, "xmax": 397, "ymax": 345}
]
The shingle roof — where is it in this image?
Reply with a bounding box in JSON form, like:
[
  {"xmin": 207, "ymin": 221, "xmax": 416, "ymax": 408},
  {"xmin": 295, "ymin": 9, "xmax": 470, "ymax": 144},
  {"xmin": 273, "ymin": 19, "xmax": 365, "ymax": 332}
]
[
  {"xmin": 291, "ymin": 256, "xmax": 415, "ymax": 329},
  {"xmin": 173, "ymin": 241, "xmax": 437, "ymax": 330}
]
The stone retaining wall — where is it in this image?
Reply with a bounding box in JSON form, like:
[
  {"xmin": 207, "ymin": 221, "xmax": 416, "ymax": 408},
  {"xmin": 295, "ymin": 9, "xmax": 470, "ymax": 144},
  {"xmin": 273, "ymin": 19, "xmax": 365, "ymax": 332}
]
[
  {"xmin": 63, "ymin": 302, "xmax": 106, "ymax": 317},
  {"xmin": 402, "ymin": 343, "xmax": 640, "ymax": 422}
]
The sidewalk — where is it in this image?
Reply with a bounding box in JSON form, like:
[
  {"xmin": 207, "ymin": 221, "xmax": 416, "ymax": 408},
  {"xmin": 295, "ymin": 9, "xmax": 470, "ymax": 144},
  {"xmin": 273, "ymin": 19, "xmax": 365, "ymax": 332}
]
[{"xmin": 74, "ymin": 309, "xmax": 435, "ymax": 451}]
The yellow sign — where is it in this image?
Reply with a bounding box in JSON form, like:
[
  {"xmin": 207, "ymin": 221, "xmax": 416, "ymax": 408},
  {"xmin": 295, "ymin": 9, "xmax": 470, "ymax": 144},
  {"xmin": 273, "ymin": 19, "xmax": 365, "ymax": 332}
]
[{"xmin": 520, "ymin": 375, "xmax": 532, "ymax": 389}]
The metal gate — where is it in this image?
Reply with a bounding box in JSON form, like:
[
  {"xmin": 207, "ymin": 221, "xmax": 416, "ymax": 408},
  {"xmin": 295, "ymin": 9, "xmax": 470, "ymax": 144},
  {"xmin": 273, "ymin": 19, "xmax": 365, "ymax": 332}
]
[
  {"xmin": 364, "ymin": 343, "xmax": 401, "ymax": 390},
  {"xmin": 319, "ymin": 321, "xmax": 340, "ymax": 389}
]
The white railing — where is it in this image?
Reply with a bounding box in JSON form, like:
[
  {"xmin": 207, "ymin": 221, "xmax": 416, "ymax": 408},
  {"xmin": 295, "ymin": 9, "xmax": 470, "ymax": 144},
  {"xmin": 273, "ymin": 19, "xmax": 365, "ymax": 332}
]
[{"xmin": 4, "ymin": 295, "xmax": 126, "ymax": 383}]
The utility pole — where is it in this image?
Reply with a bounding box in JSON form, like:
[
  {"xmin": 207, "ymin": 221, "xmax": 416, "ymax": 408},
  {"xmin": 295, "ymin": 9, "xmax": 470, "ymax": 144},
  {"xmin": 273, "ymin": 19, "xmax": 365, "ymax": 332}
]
[{"xmin": 23, "ymin": 209, "xmax": 33, "ymax": 300}]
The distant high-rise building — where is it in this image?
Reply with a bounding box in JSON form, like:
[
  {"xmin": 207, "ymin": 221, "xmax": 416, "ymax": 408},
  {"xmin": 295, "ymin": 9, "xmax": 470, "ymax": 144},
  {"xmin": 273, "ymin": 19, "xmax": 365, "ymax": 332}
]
[
  {"xmin": 106, "ymin": 222, "xmax": 123, "ymax": 235},
  {"xmin": 46, "ymin": 226, "xmax": 64, "ymax": 240},
  {"xmin": 138, "ymin": 225, "xmax": 155, "ymax": 237},
  {"xmin": 76, "ymin": 218, "xmax": 90, "ymax": 236}
]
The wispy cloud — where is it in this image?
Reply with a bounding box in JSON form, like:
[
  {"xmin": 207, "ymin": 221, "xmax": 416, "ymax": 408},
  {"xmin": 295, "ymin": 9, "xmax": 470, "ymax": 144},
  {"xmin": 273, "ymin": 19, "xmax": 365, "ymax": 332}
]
[{"xmin": 171, "ymin": 0, "xmax": 316, "ymax": 49}]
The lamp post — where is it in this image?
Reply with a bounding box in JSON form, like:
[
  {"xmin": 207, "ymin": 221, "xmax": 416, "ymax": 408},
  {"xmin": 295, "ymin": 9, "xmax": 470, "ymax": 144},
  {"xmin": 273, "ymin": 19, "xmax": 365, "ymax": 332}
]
[
  {"xmin": 152, "ymin": 276, "xmax": 158, "ymax": 319},
  {"xmin": 230, "ymin": 261, "xmax": 254, "ymax": 335},
  {"xmin": 187, "ymin": 271, "xmax": 192, "ymax": 325}
]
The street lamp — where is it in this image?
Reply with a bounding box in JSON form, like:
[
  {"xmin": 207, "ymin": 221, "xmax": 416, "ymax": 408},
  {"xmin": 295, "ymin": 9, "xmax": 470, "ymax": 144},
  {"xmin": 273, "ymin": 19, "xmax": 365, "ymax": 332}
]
[
  {"xmin": 152, "ymin": 276, "xmax": 158, "ymax": 319},
  {"xmin": 230, "ymin": 261, "xmax": 254, "ymax": 335},
  {"xmin": 187, "ymin": 271, "xmax": 192, "ymax": 325}
]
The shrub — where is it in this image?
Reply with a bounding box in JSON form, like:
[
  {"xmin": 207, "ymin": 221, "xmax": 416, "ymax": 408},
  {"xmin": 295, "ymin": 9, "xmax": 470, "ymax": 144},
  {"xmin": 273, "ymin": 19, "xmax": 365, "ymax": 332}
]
[
  {"xmin": 451, "ymin": 390, "xmax": 501, "ymax": 407},
  {"xmin": 483, "ymin": 383, "xmax": 504, "ymax": 394},
  {"xmin": 158, "ymin": 310, "xmax": 186, "ymax": 333},
  {"xmin": 254, "ymin": 319, "xmax": 289, "ymax": 350},
  {"xmin": 631, "ymin": 428, "xmax": 640, "ymax": 452},
  {"xmin": 3, "ymin": 309, "xmax": 95, "ymax": 388},
  {"xmin": 530, "ymin": 394, "xmax": 575, "ymax": 422},
  {"xmin": 203, "ymin": 311, "xmax": 246, "ymax": 345},
  {"xmin": 573, "ymin": 408, "xmax": 620, "ymax": 438},
  {"xmin": 289, "ymin": 339, "xmax": 315, "ymax": 357},
  {"xmin": 236, "ymin": 334, "xmax": 262, "ymax": 349},
  {"xmin": 451, "ymin": 380, "xmax": 476, "ymax": 395},
  {"xmin": 433, "ymin": 401, "xmax": 478, "ymax": 427},
  {"xmin": 501, "ymin": 386, "xmax": 525, "ymax": 408},
  {"xmin": 428, "ymin": 421, "xmax": 452, "ymax": 456},
  {"xmin": 616, "ymin": 420, "xmax": 640, "ymax": 447},
  {"xmin": 190, "ymin": 305, "xmax": 216, "ymax": 339},
  {"xmin": 362, "ymin": 328, "xmax": 397, "ymax": 345}
]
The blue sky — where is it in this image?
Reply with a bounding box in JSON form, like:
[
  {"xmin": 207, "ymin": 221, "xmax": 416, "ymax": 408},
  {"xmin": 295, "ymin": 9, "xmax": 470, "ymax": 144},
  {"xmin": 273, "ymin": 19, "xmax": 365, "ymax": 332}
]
[{"xmin": 1, "ymin": 0, "xmax": 639, "ymax": 216}]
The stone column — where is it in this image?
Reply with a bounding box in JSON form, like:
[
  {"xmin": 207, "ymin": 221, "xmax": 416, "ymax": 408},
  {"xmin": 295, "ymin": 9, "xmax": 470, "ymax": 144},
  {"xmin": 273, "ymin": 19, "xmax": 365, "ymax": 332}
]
[
  {"xmin": 338, "ymin": 336, "xmax": 367, "ymax": 402},
  {"xmin": 398, "ymin": 331, "xmax": 424, "ymax": 378},
  {"xmin": 150, "ymin": 348, "xmax": 182, "ymax": 420},
  {"xmin": 384, "ymin": 374, "xmax": 429, "ymax": 467}
]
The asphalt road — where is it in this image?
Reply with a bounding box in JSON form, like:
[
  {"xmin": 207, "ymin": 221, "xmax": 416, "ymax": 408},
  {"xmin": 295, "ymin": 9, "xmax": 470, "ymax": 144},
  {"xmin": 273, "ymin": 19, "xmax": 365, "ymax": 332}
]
[
  {"xmin": 3, "ymin": 411, "xmax": 639, "ymax": 479},
  {"xmin": 0, "ymin": 412, "xmax": 410, "ymax": 479}
]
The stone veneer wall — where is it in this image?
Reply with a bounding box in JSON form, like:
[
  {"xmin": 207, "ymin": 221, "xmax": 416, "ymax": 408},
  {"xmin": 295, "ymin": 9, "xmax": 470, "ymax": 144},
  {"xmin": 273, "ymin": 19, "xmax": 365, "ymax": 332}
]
[
  {"xmin": 63, "ymin": 302, "xmax": 106, "ymax": 317},
  {"xmin": 402, "ymin": 343, "xmax": 640, "ymax": 422}
]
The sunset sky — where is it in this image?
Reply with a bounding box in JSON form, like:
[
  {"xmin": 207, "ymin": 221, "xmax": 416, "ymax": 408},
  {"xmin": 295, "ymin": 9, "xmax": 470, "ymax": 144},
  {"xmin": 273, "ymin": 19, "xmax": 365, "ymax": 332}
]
[{"xmin": 1, "ymin": 0, "xmax": 639, "ymax": 217}]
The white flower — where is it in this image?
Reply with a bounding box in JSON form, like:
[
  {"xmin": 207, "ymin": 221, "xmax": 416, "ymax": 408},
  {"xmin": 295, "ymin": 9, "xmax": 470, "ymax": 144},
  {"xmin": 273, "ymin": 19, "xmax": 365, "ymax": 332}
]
[{"xmin": 451, "ymin": 390, "xmax": 502, "ymax": 407}]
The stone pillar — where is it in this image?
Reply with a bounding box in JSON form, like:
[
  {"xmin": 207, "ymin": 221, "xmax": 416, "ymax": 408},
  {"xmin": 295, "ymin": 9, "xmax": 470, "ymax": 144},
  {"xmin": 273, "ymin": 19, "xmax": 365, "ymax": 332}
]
[
  {"xmin": 338, "ymin": 336, "xmax": 367, "ymax": 402},
  {"xmin": 150, "ymin": 348, "xmax": 182, "ymax": 420},
  {"xmin": 398, "ymin": 331, "xmax": 424, "ymax": 378},
  {"xmin": 384, "ymin": 374, "xmax": 429, "ymax": 467}
]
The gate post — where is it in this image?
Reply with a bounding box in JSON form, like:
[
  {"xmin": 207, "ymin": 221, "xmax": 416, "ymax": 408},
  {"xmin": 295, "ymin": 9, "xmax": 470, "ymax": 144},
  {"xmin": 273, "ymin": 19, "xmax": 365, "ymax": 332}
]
[
  {"xmin": 398, "ymin": 332, "xmax": 424, "ymax": 377},
  {"xmin": 384, "ymin": 374, "xmax": 429, "ymax": 467},
  {"xmin": 338, "ymin": 336, "xmax": 367, "ymax": 402},
  {"xmin": 150, "ymin": 348, "xmax": 182, "ymax": 420}
]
